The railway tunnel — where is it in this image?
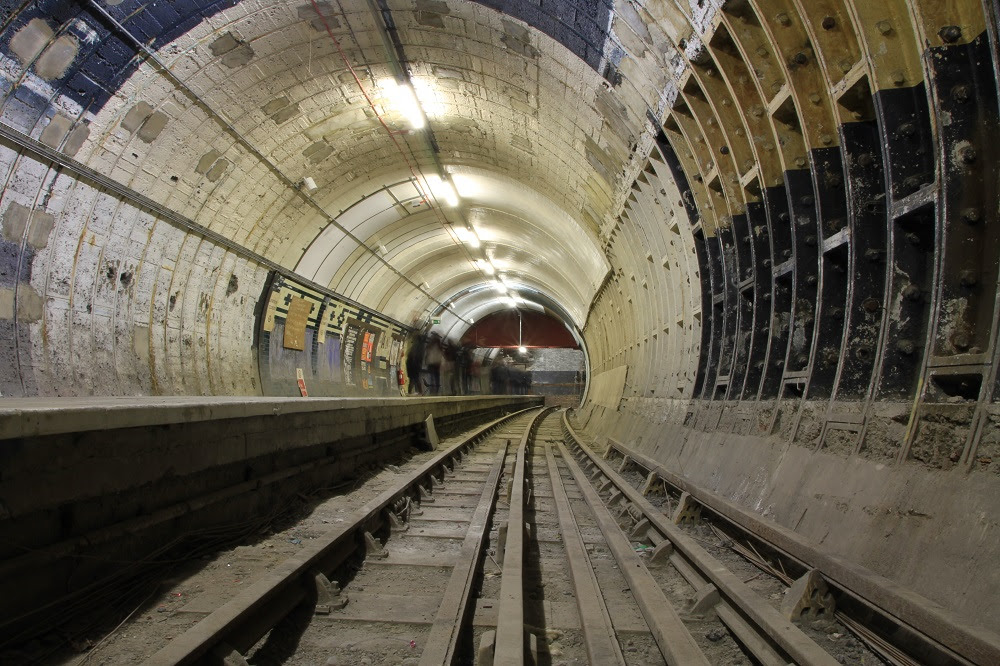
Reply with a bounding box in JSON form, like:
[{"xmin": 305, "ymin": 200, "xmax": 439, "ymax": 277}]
[{"xmin": 1, "ymin": 0, "xmax": 999, "ymax": 663}]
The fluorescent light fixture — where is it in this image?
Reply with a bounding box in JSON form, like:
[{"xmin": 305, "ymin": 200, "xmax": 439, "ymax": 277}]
[
  {"xmin": 383, "ymin": 79, "xmax": 425, "ymax": 130},
  {"xmin": 424, "ymin": 174, "xmax": 459, "ymax": 207},
  {"xmin": 455, "ymin": 226, "xmax": 480, "ymax": 247},
  {"xmin": 518, "ymin": 346, "xmax": 527, "ymax": 354}
]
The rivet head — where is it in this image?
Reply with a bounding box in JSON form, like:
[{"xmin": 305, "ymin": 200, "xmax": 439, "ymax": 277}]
[
  {"xmin": 863, "ymin": 297, "xmax": 880, "ymax": 313},
  {"xmin": 792, "ymin": 52, "xmax": 808, "ymax": 66},
  {"xmin": 939, "ymin": 25, "xmax": 962, "ymax": 43},
  {"xmin": 891, "ymin": 70, "xmax": 906, "ymax": 85},
  {"xmin": 960, "ymin": 269, "xmax": 978, "ymax": 287},
  {"xmin": 794, "ymin": 157, "xmax": 807, "ymax": 168},
  {"xmin": 757, "ymin": 46, "xmax": 768, "ymax": 57},
  {"xmin": 876, "ymin": 20, "xmax": 893, "ymax": 35},
  {"xmin": 958, "ymin": 145, "xmax": 977, "ymax": 164},
  {"xmin": 776, "ymin": 12, "xmax": 791, "ymax": 27},
  {"xmin": 952, "ymin": 84, "xmax": 972, "ymax": 103},
  {"xmin": 963, "ymin": 208, "xmax": 981, "ymax": 224},
  {"xmin": 896, "ymin": 339, "xmax": 916, "ymax": 355},
  {"xmin": 903, "ymin": 284, "xmax": 922, "ymax": 300},
  {"xmin": 839, "ymin": 60, "xmax": 853, "ymax": 73},
  {"xmin": 821, "ymin": 134, "xmax": 833, "ymax": 145},
  {"xmin": 809, "ymin": 93, "xmax": 821, "ymax": 105},
  {"xmin": 822, "ymin": 16, "xmax": 836, "ymax": 30}
]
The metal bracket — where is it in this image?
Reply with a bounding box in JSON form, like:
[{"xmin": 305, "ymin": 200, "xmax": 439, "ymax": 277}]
[
  {"xmin": 212, "ymin": 643, "xmax": 249, "ymax": 666},
  {"xmin": 671, "ymin": 491, "xmax": 702, "ymax": 525},
  {"xmin": 781, "ymin": 569, "xmax": 836, "ymax": 622},
  {"xmin": 364, "ymin": 531, "xmax": 388, "ymax": 559},
  {"xmin": 688, "ymin": 583, "xmax": 720, "ymax": 617},
  {"xmin": 313, "ymin": 571, "xmax": 349, "ymax": 614}
]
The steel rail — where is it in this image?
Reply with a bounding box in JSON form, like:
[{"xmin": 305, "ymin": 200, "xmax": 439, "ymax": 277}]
[
  {"xmin": 555, "ymin": 439, "xmax": 712, "ymax": 666},
  {"xmin": 493, "ymin": 406, "xmax": 554, "ymax": 665},
  {"xmin": 561, "ymin": 413, "xmax": 839, "ymax": 666},
  {"xmin": 146, "ymin": 406, "xmax": 539, "ymax": 665},
  {"xmin": 418, "ymin": 441, "xmax": 510, "ymax": 665},
  {"xmin": 544, "ymin": 443, "xmax": 627, "ymax": 665},
  {"xmin": 572, "ymin": 415, "xmax": 1000, "ymax": 666}
]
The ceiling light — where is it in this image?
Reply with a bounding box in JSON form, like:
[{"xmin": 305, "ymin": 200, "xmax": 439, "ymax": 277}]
[
  {"xmin": 383, "ymin": 79, "xmax": 425, "ymax": 130},
  {"xmin": 455, "ymin": 226, "xmax": 480, "ymax": 247},
  {"xmin": 425, "ymin": 174, "xmax": 459, "ymax": 207},
  {"xmin": 518, "ymin": 346, "xmax": 527, "ymax": 354}
]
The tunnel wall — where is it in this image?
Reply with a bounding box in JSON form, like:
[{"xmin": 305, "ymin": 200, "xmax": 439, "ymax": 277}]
[{"xmin": 579, "ymin": 1, "xmax": 1000, "ymax": 628}]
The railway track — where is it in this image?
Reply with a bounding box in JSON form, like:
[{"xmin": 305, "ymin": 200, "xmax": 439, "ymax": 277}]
[{"xmin": 68, "ymin": 405, "xmax": 992, "ymax": 665}]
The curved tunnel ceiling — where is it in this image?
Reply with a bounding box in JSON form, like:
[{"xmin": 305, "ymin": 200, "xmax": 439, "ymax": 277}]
[{"xmin": 16, "ymin": 0, "xmax": 647, "ymax": 336}]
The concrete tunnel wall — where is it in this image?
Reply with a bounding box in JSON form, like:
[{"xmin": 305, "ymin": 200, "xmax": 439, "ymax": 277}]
[{"xmin": 1, "ymin": 0, "xmax": 999, "ymax": 635}]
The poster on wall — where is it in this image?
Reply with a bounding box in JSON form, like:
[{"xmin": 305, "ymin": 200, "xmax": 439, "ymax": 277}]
[
  {"xmin": 360, "ymin": 330, "xmax": 377, "ymax": 389},
  {"xmin": 283, "ymin": 297, "xmax": 313, "ymax": 351},
  {"xmin": 341, "ymin": 319, "xmax": 361, "ymax": 386}
]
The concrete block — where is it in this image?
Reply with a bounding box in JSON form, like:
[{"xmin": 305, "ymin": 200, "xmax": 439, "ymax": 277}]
[
  {"xmin": 137, "ymin": 112, "xmax": 168, "ymax": 142},
  {"xmin": 34, "ymin": 34, "xmax": 78, "ymax": 79},
  {"xmin": 9, "ymin": 19, "xmax": 53, "ymax": 67},
  {"xmin": 2, "ymin": 202, "xmax": 29, "ymax": 243},
  {"xmin": 39, "ymin": 114, "xmax": 73, "ymax": 149}
]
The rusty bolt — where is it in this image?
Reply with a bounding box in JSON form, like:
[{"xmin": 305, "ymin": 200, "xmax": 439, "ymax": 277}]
[
  {"xmin": 782, "ymin": 248, "xmax": 793, "ymax": 259},
  {"xmin": 857, "ymin": 153, "xmax": 874, "ymax": 167},
  {"xmin": 897, "ymin": 339, "xmax": 916, "ymax": 355},
  {"xmin": 755, "ymin": 361, "xmax": 766, "ymax": 370},
  {"xmin": 891, "ymin": 70, "xmax": 906, "ymax": 85},
  {"xmin": 903, "ymin": 175, "xmax": 921, "ymax": 192},
  {"xmin": 827, "ymin": 174, "xmax": 843, "ymax": 187},
  {"xmin": 795, "ymin": 157, "xmax": 807, "ymax": 168},
  {"xmin": 839, "ymin": 59, "xmax": 853, "ymax": 73},
  {"xmin": 792, "ymin": 52, "xmax": 808, "ymax": 66},
  {"xmin": 801, "ymin": 195, "xmax": 814, "ymax": 206},
  {"xmin": 903, "ymin": 284, "xmax": 922, "ymax": 301},
  {"xmin": 796, "ymin": 354, "xmax": 809, "ymax": 366},
  {"xmin": 809, "ymin": 93, "xmax": 822, "ymax": 105},
  {"xmin": 963, "ymin": 208, "xmax": 981, "ymax": 224},
  {"xmin": 862, "ymin": 297, "xmax": 881, "ymax": 313},
  {"xmin": 939, "ymin": 26, "xmax": 962, "ymax": 43},
  {"xmin": 960, "ymin": 269, "xmax": 978, "ymax": 287},
  {"xmin": 821, "ymin": 134, "xmax": 833, "ymax": 146},
  {"xmin": 779, "ymin": 212, "xmax": 790, "ymax": 222},
  {"xmin": 774, "ymin": 359, "xmax": 785, "ymax": 369},
  {"xmin": 958, "ymin": 145, "xmax": 977, "ymax": 164},
  {"xmin": 822, "ymin": 16, "xmax": 837, "ymax": 30},
  {"xmin": 720, "ymin": 145, "xmax": 730, "ymax": 155},
  {"xmin": 855, "ymin": 345, "xmax": 873, "ymax": 360},
  {"xmin": 865, "ymin": 248, "xmax": 884, "ymax": 262},
  {"xmin": 805, "ymin": 235, "xmax": 817, "ymax": 246},
  {"xmin": 776, "ymin": 12, "xmax": 791, "ymax": 27},
  {"xmin": 830, "ymin": 307, "xmax": 844, "ymax": 319},
  {"xmin": 763, "ymin": 258, "xmax": 772, "ymax": 268},
  {"xmin": 898, "ymin": 122, "xmax": 916, "ymax": 137},
  {"xmin": 806, "ymin": 275, "xmax": 818, "ymax": 286},
  {"xmin": 952, "ymin": 331, "xmax": 972, "ymax": 351},
  {"xmin": 876, "ymin": 20, "xmax": 893, "ymax": 35},
  {"xmin": 952, "ymin": 84, "xmax": 972, "ymax": 103}
]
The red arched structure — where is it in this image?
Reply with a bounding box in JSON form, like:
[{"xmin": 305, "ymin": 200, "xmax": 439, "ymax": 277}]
[{"xmin": 459, "ymin": 310, "xmax": 579, "ymax": 349}]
